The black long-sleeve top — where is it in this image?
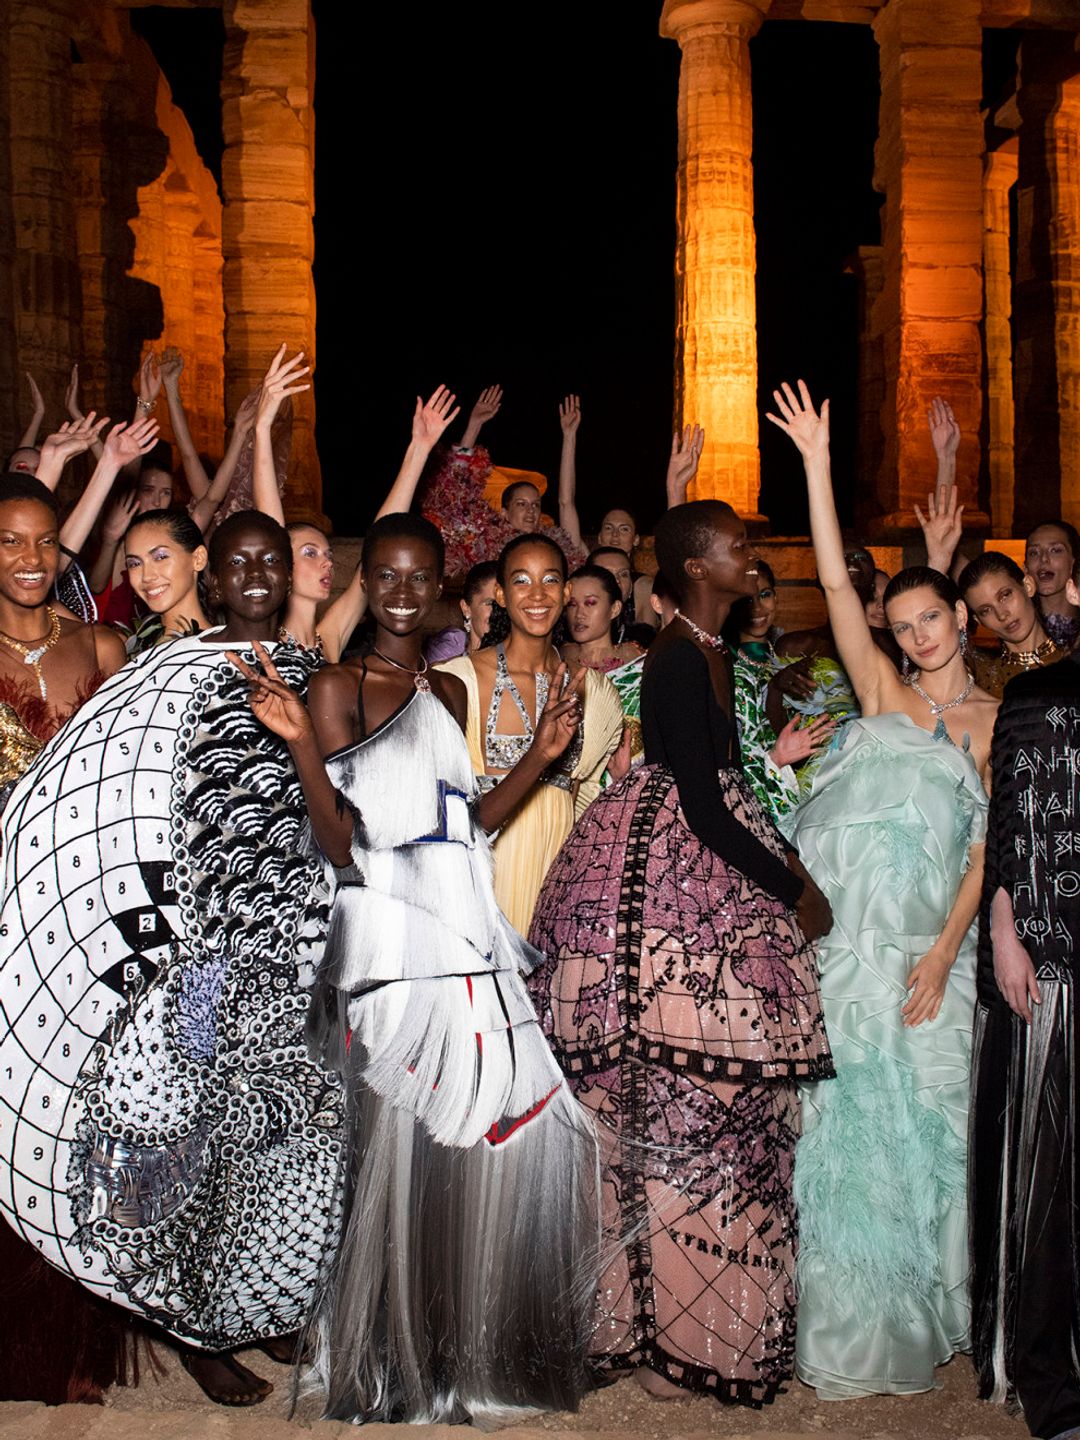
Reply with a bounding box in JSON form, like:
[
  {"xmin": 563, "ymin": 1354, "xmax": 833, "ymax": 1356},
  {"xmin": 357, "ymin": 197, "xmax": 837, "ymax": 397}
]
[{"xmin": 640, "ymin": 634, "xmax": 804, "ymax": 909}]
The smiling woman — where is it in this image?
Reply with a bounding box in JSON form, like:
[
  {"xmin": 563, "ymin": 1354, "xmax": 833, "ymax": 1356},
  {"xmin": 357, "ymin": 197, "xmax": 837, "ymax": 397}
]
[
  {"xmin": 437, "ymin": 532, "xmax": 623, "ymax": 933},
  {"xmin": 0, "ymin": 507, "xmax": 341, "ymax": 1409},
  {"xmin": 122, "ymin": 508, "xmax": 209, "ymax": 651}
]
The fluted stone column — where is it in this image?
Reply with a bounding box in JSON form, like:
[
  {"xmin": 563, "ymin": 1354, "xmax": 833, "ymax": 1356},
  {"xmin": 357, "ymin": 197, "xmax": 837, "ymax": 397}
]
[
  {"xmin": 221, "ymin": 0, "xmax": 322, "ymax": 524},
  {"xmin": 9, "ymin": 0, "xmax": 82, "ymax": 413},
  {"xmin": 1013, "ymin": 39, "xmax": 1080, "ymax": 532},
  {"xmin": 983, "ymin": 139, "xmax": 1017, "ymax": 538},
  {"xmin": 847, "ymin": 245, "xmax": 885, "ymax": 535},
  {"xmin": 0, "ymin": 12, "xmax": 18, "ymax": 449},
  {"xmin": 661, "ymin": 0, "xmax": 771, "ymax": 517},
  {"xmin": 869, "ymin": 0, "xmax": 985, "ymax": 537}
]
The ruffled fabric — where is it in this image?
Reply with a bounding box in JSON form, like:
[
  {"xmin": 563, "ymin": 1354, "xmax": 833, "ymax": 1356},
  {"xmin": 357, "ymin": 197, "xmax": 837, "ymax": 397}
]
[{"xmin": 786, "ymin": 712, "xmax": 987, "ymax": 1399}]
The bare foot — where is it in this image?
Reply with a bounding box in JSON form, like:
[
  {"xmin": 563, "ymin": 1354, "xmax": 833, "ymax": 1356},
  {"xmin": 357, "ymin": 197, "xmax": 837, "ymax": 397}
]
[
  {"xmin": 635, "ymin": 1366, "xmax": 689, "ymax": 1401},
  {"xmin": 178, "ymin": 1348, "xmax": 273, "ymax": 1406}
]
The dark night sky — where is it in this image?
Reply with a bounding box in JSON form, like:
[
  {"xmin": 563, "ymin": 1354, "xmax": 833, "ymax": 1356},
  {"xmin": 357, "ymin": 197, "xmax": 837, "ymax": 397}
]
[{"xmin": 129, "ymin": 6, "xmax": 1022, "ymax": 539}]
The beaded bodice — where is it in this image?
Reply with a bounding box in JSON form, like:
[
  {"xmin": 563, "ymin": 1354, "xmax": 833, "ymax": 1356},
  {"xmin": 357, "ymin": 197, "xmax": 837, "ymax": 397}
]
[{"xmin": 483, "ymin": 643, "xmax": 582, "ymax": 789}]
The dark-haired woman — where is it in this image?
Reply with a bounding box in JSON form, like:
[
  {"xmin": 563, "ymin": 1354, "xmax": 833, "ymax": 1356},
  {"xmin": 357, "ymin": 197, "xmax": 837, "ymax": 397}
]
[
  {"xmin": 562, "ymin": 564, "xmax": 643, "ymax": 674},
  {"xmin": 1025, "ymin": 521, "xmax": 1080, "ymax": 650},
  {"xmin": 231, "ymin": 512, "xmax": 599, "ymax": 1424},
  {"xmin": 122, "ymin": 507, "xmax": 210, "ymax": 651},
  {"xmin": 0, "ymin": 510, "xmax": 341, "ymax": 1406},
  {"xmin": 438, "ymin": 533, "xmax": 623, "ymax": 934},
  {"xmin": 959, "ymin": 551, "xmax": 1064, "ymax": 697},
  {"xmin": 770, "ymin": 382, "xmax": 996, "ymax": 1400},
  {"xmin": 528, "ymin": 499, "xmax": 834, "ymax": 1406}
]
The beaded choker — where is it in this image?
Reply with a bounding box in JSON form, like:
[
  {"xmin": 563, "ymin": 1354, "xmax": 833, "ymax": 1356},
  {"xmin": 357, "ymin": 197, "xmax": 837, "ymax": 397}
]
[{"xmin": 674, "ymin": 610, "xmax": 726, "ymax": 652}]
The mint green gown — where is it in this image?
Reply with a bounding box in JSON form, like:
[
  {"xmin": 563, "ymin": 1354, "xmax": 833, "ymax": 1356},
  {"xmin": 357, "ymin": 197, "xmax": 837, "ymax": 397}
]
[{"xmin": 784, "ymin": 713, "xmax": 987, "ymax": 1400}]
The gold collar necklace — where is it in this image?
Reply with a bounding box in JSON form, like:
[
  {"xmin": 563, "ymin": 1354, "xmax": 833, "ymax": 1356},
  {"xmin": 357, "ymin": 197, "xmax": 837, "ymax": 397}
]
[
  {"xmin": 0, "ymin": 606, "xmax": 62, "ymax": 701},
  {"xmin": 1002, "ymin": 636, "xmax": 1058, "ymax": 669}
]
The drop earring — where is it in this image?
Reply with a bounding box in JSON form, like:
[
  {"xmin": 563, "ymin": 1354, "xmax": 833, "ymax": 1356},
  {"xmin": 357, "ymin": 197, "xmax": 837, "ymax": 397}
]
[{"xmin": 902, "ymin": 652, "xmax": 912, "ymax": 678}]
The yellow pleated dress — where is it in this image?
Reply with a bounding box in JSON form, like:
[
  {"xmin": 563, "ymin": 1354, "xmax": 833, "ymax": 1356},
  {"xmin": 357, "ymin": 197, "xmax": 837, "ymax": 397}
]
[{"xmin": 437, "ymin": 651, "xmax": 623, "ymax": 935}]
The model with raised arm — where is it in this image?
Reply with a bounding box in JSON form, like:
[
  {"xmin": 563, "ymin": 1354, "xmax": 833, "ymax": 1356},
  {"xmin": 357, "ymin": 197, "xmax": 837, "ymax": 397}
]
[{"xmin": 769, "ymin": 380, "xmax": 996, "ymax": 1400}]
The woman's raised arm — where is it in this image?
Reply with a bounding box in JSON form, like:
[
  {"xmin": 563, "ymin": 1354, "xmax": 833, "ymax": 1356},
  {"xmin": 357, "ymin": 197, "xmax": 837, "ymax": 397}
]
[{"xmin": 766, "ymin": 380, "xmax": 887, "ymax": 712}]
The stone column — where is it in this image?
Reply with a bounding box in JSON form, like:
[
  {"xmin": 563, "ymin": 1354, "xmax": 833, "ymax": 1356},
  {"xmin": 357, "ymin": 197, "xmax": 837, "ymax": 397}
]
[
  {"xmin": 661, "ymin": 0, "xmax": 771, "ymax": 517},
  {"xmin": 983, "ymin": 138, "xmax": 1017, "ymax": 538},
  {"xmin": 846, "ymin": 245, "xmax": 885, "ymax": 536},
  {"xmin": 869, "ymin": 0, "xmax": 986, "ymax": 537},
  {"xmin": 1012, "ymin": 38, "xmax": 1080, "ymax": 533},
  {"xmin": 0, "ymin": 10, "xmax": 18, "ymax": 449},
  {"xmin": 8, "ymin": 0, "xmax": 82, "ymax": 418},
  {"xmin": 221, "ymin": 0, "xmax": 322, "ymax": 525}
]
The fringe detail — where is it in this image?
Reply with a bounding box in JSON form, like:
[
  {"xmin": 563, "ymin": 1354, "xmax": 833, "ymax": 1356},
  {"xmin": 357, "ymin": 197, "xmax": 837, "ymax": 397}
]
[
  {"xmin": 300, "ymin": 1068, "xmax": 600, "ymax": 1424},
  {"xmin": 795, "ymin": 1050, "xmax": 965, "ymax": 1323},
  {"xmin": 349, "ymin": 972, "xmax": 564, "ymax": 1149}
]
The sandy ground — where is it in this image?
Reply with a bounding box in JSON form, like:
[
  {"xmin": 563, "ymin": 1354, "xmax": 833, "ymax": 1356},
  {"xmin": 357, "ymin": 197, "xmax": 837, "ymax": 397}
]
[{"xmin": 0, "ymin": 1346, "xmax": 1030, "ymax": 1439}]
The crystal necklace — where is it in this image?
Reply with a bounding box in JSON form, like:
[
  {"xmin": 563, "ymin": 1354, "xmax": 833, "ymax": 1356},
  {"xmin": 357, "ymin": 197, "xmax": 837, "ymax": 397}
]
[
  {"xmin": 372, "ymin": 644, "xmax": 431, "ymax": 692},
  {"xmin": 904, "ymin": 668, "xmax": 974, "ymax": 741},
  {"xmin": 674, "ymin": 609, "xmax": 726, "ymax": 651},
  {"xmin": 0, "ymin": 606, "xmax": 61, "ymax": 701}
]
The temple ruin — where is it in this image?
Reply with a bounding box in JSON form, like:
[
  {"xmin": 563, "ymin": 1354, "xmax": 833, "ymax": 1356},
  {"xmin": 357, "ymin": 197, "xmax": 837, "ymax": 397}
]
[{"xmin": 0, "ymin": 1, "xmax": 1078, "ymax": 538}]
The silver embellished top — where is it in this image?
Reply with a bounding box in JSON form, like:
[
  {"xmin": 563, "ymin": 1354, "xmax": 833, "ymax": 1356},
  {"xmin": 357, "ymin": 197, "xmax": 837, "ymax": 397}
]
[{"xmin": 483, "ymin": 643, "xmax": 582, "ymax": 792}]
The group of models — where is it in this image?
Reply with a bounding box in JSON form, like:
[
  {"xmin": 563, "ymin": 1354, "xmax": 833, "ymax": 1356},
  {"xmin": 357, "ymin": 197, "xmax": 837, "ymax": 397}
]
[{"xmin": 0, "ymin": 364, "xmax": 1078, "ymax": 1439}]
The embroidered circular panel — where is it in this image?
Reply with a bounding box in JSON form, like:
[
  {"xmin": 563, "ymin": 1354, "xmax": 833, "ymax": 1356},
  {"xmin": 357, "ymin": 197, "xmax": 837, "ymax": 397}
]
[{"xmin": 0, "ymin": 637, "xmax": 340, "ymax": 1347}]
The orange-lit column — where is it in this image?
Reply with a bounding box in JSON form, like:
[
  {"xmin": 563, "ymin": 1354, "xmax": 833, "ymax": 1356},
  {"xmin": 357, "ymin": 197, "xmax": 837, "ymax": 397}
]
[
  {"xmin": 661, "ymin": 0, "xmax": 771, "ymax": 517},
  {"xmin": 1013, "ymin": 41, "xmax": 1080, "ymax": 533},
  {"xmin": 983, "ymin": 138, "xmax": 1017, "ymax": 538},
  {"xmin": 221, "ymin": 0, "xmax": 322, "ymax": 525},
  {"xmin": 9, "ymin": 0, "xmax": 82, "ymax": 403},
  {"xmin": 870, "ymin": 0, "xmax": 985, "ymax": 537}
]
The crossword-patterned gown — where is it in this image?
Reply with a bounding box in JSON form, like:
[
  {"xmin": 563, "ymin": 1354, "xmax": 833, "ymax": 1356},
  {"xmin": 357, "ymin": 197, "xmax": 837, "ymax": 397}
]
[{"xmin": 0, "ymin": 634, "xmax": 340, "ymax": 1349}]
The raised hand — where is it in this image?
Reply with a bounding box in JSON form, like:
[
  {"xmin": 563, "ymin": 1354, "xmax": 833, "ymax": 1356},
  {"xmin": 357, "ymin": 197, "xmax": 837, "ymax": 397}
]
[
  {"xmin": 470, "ymin": 385, "xmax": 502, "ymax": 427},
  {"xmin": 411, "ymin": 385, "xmax": 460, "ymax": 448},
  {"xmin": 256, "ymin": 344, "xmax": 310, "ymax": 430},
  {"xmin": 559, "ymin": 394, "xmax": 581, "ymax": 438},
  {"xmin": 232, "ymin": 389, "xmax": 261, "ymax": 436},
  {"xmin": 137, "ymin": 352, "xmax": 162, "ymax": 405},
  {"xmin": 229, "ymin": 642, "xmax": 314, "ymax": 745},
  {"xmin": 770, "ymin": 714, "xmax": 835, "ymax": 768},
  {"xmin": 102, "ymin": 488, "xmax": 139, "ymax": 543},
  {"xmin": 159, "ymin": 346, "xmax": 184, "ymax": 390},
  {"xmin": 927, "ymin": 396, "xmax": 961, "ymax": 462},
  {"xmin": 103, "ymin": 416, "xmax": 160, "ymax": 469},
  {"xmin": 461, "ymin": 384, "xmax": 502, "ymax": 447},
  {"xmin": 531, "ymin": 663, "xmax": 585, "ymax": 765},
  {"xmin": 64, "ymin": 364, "xmax": 84, "ymax": 421},
  {"xmin": 25, "ymin": 371, "xmax": 44, "ymax": 419},
  {"xmin": 766, "ymin": 380, "xmax": 830, "ymax": 462},
  {"xmin": 666, "ymin": 423, "xmax": 705, "ymax": 503},
  {"xmin": 914, "ymin": 487, "xmax": 964, "ymax": 574},
  {"xmin": 36, "ymin": 413, "xmax": 110, "ymax": 489}
]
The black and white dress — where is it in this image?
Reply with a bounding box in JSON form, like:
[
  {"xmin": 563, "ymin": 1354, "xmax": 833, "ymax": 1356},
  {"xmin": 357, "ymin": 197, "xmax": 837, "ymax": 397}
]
[
  {"xmin": 0, "ymin": 633, "xmax": 341, "ymax": 1350},
  {"xmin": 304, "ymin": 676, "xmax": 599, "ymax": 1425}
]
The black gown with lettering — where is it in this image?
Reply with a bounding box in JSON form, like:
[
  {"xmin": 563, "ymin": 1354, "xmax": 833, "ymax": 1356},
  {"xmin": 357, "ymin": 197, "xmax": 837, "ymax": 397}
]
[{"xmin": 970, "ymin": 654, "xmax": 1080, "ymax": 1440}]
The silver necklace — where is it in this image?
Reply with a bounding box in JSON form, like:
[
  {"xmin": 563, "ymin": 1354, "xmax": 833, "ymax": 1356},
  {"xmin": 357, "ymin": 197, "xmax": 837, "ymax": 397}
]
[
  {"xmin": 904, "ymin": 669, "xmax": 974, "ymax": 741},
  {"xmin": 372, "ymin": 644, "xmax": 431, "ymax": 692},
  {"xmin": 674, "ymin": 609, "xmax": 726, "ymax": 651}
]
